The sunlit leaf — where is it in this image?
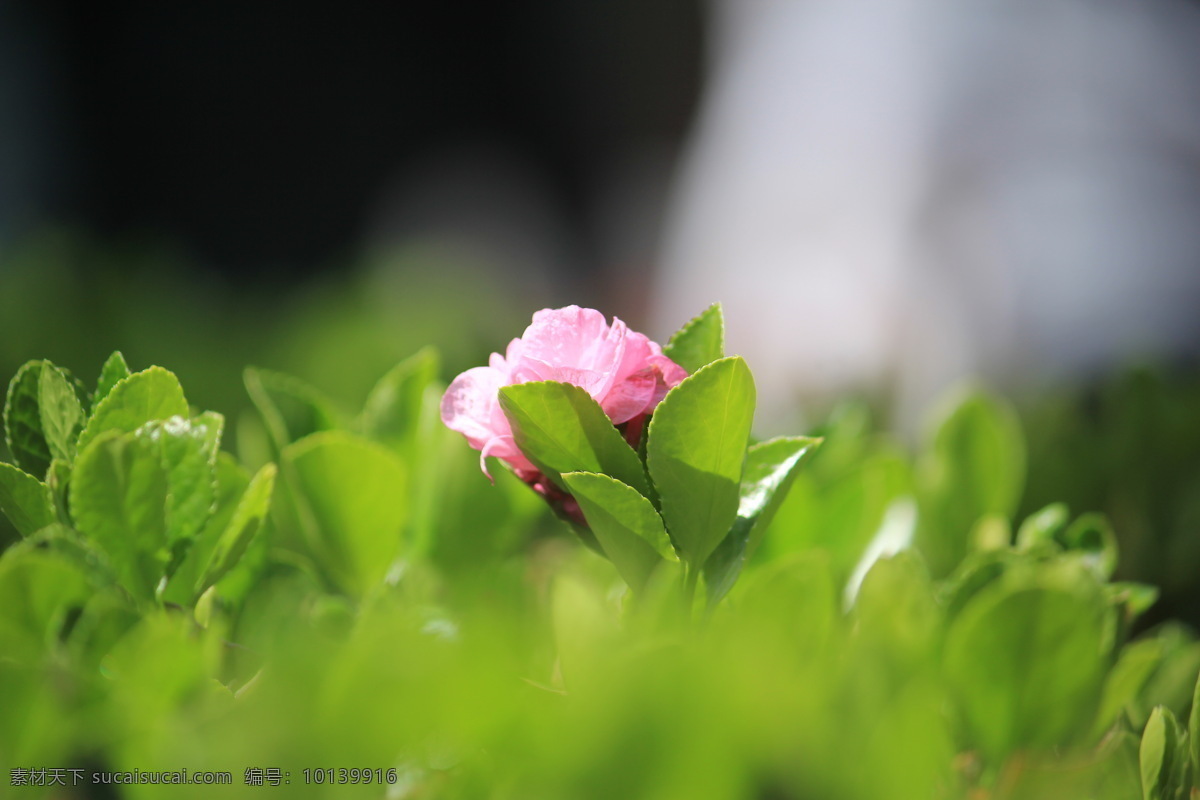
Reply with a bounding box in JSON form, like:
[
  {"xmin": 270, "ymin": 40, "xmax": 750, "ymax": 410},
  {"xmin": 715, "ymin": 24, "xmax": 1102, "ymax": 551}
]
[
  {"xmin": 499, "ymin": 380, "xmax": 649, "ymax": 496},
  {"xmin": 563, "ymin": 471, "xmax": 675, "ymax": 592},
  {"xmin": 663, "ymin": 303, "xmax": 724, "ymax": 374},
  {"xmin": 703, "ymin": 436, "xmax": 820, "ymax": 604},
  {"xmin": 69, "ymin": 431, "xmax": 170, "ymax": 601},
  {"xmin": 198, "ymin": 462, "xmax": 276, "ymax": 595},
  {"xmin": 1140, "ymin": 705, "xmax": 1191, "ymax": 800},
  {"xmin": 646, "ymin": 357, "xmax": 755, "ymax": 568},
  {"xmin": 77, "ymin": 367, "xmax": 189, "ymax": 453},
  {"xmin": 37, "ymin": 365, "xmax": 85, "ymax": 464},
  {"xmin": 93, "ymin": 350, "xmax": 131, "ymax": 412}
]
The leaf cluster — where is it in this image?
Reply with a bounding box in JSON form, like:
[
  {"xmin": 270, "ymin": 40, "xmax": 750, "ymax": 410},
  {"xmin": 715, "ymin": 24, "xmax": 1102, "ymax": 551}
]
[
  {"xmin": 2, "ymin": 323, "xmax": 1200, "ymax": 800},
  {"xmin": 498, "ymin": 304, "xmax": 820, "ymax": 608}
]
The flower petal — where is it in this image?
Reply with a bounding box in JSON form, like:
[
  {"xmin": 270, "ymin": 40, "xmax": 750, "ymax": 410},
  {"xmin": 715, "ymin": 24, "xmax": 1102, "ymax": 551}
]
[
  {"xmin": 601, "ymin": 368, "xmax": 658, "ymax": 424},
  {"xmin": 441, "ymin": 366, "xmax": 508, "ymax": 450},
  {"xmin": 442, "ymin": 305, "xmax": 690, "ymax": 478},
  {"xmin": 479, "ymin": 434, "xmax": 536, "ymax": 480},
  {"xmin": 521, "ymin": 306, "xmax": 613, "ymax": 375}
]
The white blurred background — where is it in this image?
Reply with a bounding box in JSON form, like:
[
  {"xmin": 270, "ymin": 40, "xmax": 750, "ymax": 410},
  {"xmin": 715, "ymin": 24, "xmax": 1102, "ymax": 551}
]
[{"xmin": 654, "ymin": 0, "xmax": 1200, "ymax": 430}]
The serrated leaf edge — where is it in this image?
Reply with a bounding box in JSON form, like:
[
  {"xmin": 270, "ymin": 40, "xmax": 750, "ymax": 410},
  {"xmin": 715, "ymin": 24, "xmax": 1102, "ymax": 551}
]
[{"xmin": 665, "ymin": 302, "xmax": 724, "ymax": 360}]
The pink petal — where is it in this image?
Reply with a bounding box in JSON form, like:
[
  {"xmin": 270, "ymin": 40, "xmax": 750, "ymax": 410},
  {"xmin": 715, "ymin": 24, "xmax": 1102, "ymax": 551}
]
[
  {"xmin": 479, "ymin": 434, "xmax": 536, "ymax": 480},
  {"xmin": 645, "ymin": 355, "xmax": 688, "ymax": 407},
  {"xmin": 503, "ymin": 337, "xmax": 524, "ymax": 366},
  {"xmin": 521, "ymin": 306, "xmax": 615, "ymax": 377},
  {"xmin": 510, "ymin": 356, "xmax": 609, "ymax": 398},
  {"xmin": 442, "ymin": 305, "xmax": 690, "ymax": 481},
  {"xmin": 609, "ymin": 328, "xmax": 653, "ymax": 385},
  {"xmin": 441, "ymin": 366, "xmax": 509, "ymax": 450},
  {"xmin": 650, "ymin": 354, "xmax": 689, "ymax": 389},
  {"xmin": 601, "ymin": 368, "xmax": 658, "ymax": 424},
  {"xmin": 592, "ymin": 316, "xmax": 629, "ymax": 400}
]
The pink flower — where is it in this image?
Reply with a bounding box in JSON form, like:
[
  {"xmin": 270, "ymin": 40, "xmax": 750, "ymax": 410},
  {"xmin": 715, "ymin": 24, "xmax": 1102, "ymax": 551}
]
[{"xmin": 441, "ymin": 306, "xmax": 688, "ymax": 479}]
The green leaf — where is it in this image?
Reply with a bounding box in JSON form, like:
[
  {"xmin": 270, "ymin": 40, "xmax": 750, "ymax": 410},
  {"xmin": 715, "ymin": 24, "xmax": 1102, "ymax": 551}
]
[
  {"xmin": 77, "ymin": 367, "xmax": 189, "ymax": 453},
  {"xmin": 69, "ymin": 431, "xmax": 170, "ymax": 601},
  {"xmin": 1129, "ymin": 625, "xmax": 1200, "ymax": 731},
  {"xmin": 197, "ymin": 462, "xmax": 276, "ymax": 595},
  {"xmin": 15, "ymin": 522, "xmax": 122, "ymax": 591},
  {"xmin": 1061, "ymin": 512, "xmax": 1119, "ymax": 580},
  {"xmin": 245, "ymin": 367, "xmax": 341, "ymax": 455},
  {"xmin": 562, "ymin": 471, "xmax": 676, "ymax": 592},
  {"xmin": 646, "ymin": 356, "xmax": 755, "ymax": 567},
  {"xmin": 420, "ymin": 440, "xmax": 547, "ymax": 569},
  {"xmin": 0, "ymin": 462, "xmax": 55, "ymax": 537},
  {"xmin": 940, "ymin": 549, "xmax": 1016, "ymax": 622},
  {"xmin": 4, "ymin": 360, "xmax": 52, "ymax": 477},
  {"xmin": 943, "ymin": 579, "xmax": 1108, "ymax": 761},
  {"xmin": 498, "ymin": 381, "xmax": 649, "ymax": 496},
  {"xmin": 93, "ymin": 350, "xmax": 131, "ymax": 411},
  {"xmin": 70, "ymin": 408, "xmax": 218, "ymax": 602},
  {"xmin": 703, "ymin": 436, "xmax": 821, "ymax": 604},
  {"xmin": 735, "ymin": 436, "xmax": 824, "ymax": 559},
  {"xmin": 66, "ymin": 590, "xmax": 140, "ymax": 672},
  {"xmin": 1109, "ymin": 583, "xmax": 1160, "ymax": 624},
  {"xmin": 38, "ymin": 365, "xmax": 85, "ymax": 464},
  {"xmin": 916, "ymin": 389, "xmax": 1026, "ymax": 577},
  {"xmin": 853, "ymin": 552, "xmax": 940, "ymax": 668},
  {"xmin": 663, "ymin": 303, "xmax": 724, "ymax": 374},
  {"xmin": 1141, "ymin": 706, "xmax": 1190, "ymax": 800},
  {"xmin": 761, "ymin": 446, "xmax": 912, "ymax": 589},
  {"xmin": 136, "ymin": 414, "xmax": 221, "ymax": 548},
  {"xmin": 405, "ymin": 380, "xmax": 455, "ymax": 559},
  {"xmin": 0, "ymin": 549, "xmax": 92, "ymax": 663},
  {"xmin": 1171, "ymin": 726, "xmax": 1192, "ymax": 799},
  {"xmin": 280, "ymin": 432, "xmax": 407, "ymax": 596},
  {"xmin": 160, "ymin": 453, "xmax": 251, "ymax": 606},
  {"xmin": 360, "ymin": 346, "xmax": 440, "ymax": 452},
  {"xmin": 1093, "ymin": 639, "xmax": 1165, "ymax": 738},
  {"xmin": 44, "ymin": 458, "xmax": 71, "ymax": 526},
  {"xmin": 1017, "ymin": 506, "xmax": 1119, "ymax": 580},
  {"xmin": 1016, "ymin": 503, "xmax": 1070, "ymax": 551}
]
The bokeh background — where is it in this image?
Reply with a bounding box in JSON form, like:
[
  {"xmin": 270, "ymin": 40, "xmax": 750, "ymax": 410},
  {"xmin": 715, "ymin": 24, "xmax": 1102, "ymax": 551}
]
[
  {"xmin": 0, "ymin": 0, "xmax": 702, "ymax": 418},
  {"xmin": 2, "ymin": 0, "xmax": 1199, "ymax": 621}
]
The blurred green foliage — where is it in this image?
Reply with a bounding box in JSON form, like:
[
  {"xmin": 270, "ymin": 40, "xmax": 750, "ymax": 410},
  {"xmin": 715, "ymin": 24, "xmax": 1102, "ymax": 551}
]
[
  {"xmin": 0, "ymin": 228, "xmax": 543, "ymax": 440},
  {"xmin": 1021, "ymin": 368, "xmax": 1200, "ymax": 628},
  {"xmin": 2, "ymin": 234, "xmax": 1200, "ymax": 799}
]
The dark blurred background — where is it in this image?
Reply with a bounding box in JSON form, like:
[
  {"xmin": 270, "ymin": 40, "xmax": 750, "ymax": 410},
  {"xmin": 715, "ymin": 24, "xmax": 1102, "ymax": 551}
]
[
  {"xmin": 0, "ymin": 0, "xmax": 705, "ymax": 420},
  {"xmin": 1, "ymin": 0, "xmax": 702, "ymax": 280}
]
